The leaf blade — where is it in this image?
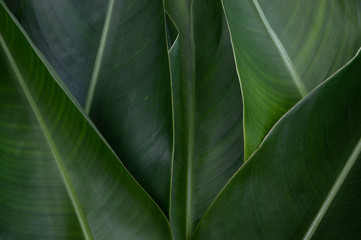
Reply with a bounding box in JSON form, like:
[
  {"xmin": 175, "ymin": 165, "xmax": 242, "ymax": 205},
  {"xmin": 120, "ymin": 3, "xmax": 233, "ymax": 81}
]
[
  {"xmin": 165, "ymin": 1, "xmax": 244, "ymax": 239},
  {"xmin": 222, "ymin": 0, "xmax": 361, "ymax": 159},
  {"xmin": 21, "ymin": 0, "xmax": 174, "ymax": 213},
  {"xmin": 304, "ymin": 136, "xmax": 361, "ymax": 239},
  {"xmin": 0, "ymin": 3, "xmax": 172, "ymax": 239},
  {"xmin": 0, "ymin": 33, "xmax": 93, "ymax": 239},
  {"xmin": 192, "ymin": 48, "xmax": 361, "ymax": 239}
]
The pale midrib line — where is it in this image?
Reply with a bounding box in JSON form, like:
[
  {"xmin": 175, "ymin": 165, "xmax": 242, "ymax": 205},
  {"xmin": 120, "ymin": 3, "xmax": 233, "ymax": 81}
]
[
  {"xmin": 252, "ymin": 0, "xmax": 307, "ymax": 97},
  {"xmin": 0, "ymin": 34, "xmax": 93, "ymax": 240},
  {"xmin": 85, "ymin": 0, "xmax": 115, "ymax": 114},
  {"xmin": 164, "ymin": 10, "xmax": 179, "ymax": 218},
  {"xmin": 303, "ymin": 137, "xmax": 361, "ymax": 240},
  {"xmin": 185, "ymin": 1, "xmax": 196, "ymax": 239}
]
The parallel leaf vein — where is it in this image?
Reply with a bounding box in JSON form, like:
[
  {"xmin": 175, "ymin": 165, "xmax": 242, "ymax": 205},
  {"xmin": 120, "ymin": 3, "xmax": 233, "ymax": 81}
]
[
  {"xmin": 0, "ymin": 34, "xmax": 93, "ymax": 240},
  {"xmin": 251, "ymin": 0, "xmax": 307, "ymax": 97},
  {"xmin": 303, "ymin": 137, "xmax": 361, "ymax": 239},
  {"xmin": 85, "ymin": 0, "xmax": 115, "ymax": 113}
]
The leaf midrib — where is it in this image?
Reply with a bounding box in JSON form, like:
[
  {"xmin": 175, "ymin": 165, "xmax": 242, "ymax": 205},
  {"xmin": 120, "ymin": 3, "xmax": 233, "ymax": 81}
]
[
  {"xmin": 0, "ymin": 33, "xmax": 93, "ymax": 240},
  {"xmin": 185, "ymin": 0, "xmax": 196, "ymax": 238},
  {"xmin": 85, "ymin": 0, "xmax": 115, "ymax": 114},
  {"xmin": 251, "ymin": 0, "xmax": 307, "ymax": 97},
  {"xmin": 303, "ymin": 137, "xmax": 361, "ymax": 239}
]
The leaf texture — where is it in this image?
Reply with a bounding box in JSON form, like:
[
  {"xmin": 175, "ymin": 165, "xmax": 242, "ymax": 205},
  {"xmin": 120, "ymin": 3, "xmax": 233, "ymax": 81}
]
[
  {"xmin": 192, "ymin": 49, "xmax": 361, "ymax": 239},
  {"xmin": 0, "ymin": 3, "xmax": 172, "ymax": 239},
  {"xmin": 20, "ymin": 0, "xmax": 173, "ymax": 213},
  {"xmin": 222, "ymin": 0, "xmax": 361, "ymax": 159},
  {"xmin": 165, "ymin": 1, "xmax": 244, "ymax": 239}
]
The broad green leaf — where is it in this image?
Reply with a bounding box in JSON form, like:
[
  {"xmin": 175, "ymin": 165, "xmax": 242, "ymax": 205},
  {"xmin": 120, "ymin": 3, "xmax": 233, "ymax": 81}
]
[
  {"xmin": 0, "ymin": 3, "xmax": 172, "ymax": 239},
  {"xmin": 192, "ymin": 49, "xmax": 361, "ymax": 239},
  {"xmin": 165, "ymin": 1, "xmax": 244, "ymax": 239},
  {"xmin": 21, "ymin": 0, "xmax": 173, "ymax": 213},
  {"xmin": 222, "ymin": 0, "xmax": 361, "ymax": 159}
]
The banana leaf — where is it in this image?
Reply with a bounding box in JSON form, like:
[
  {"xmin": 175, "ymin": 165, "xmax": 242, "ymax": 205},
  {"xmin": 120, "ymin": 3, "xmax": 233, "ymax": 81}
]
[
  {"xmin": 222, "ymin": 0, "xmax": 361, "ymax": 159},
  {"xmin": 19, "ymin": 0, "xmax": 174, "ymax": 213},
  {"xmin": 192, "ymin": 48, "xmax": 361, "ymax": 239},
  {"xmin": 0, "ymin": 3, "xmax": 172, "ymax": 239},
  {"xmin": 165, "ymin": 1, "xmax": 244, "ymax": 239}
]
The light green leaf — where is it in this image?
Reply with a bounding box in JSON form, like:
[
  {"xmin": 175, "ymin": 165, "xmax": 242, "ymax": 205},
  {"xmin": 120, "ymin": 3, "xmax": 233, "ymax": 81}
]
[
  {"xmin": 165, "ymin": 1, "xmax": 244, "ymax": 239},
  {"xmin": 192, "ymin": 49, "xmax": 361, "ymax": 239},
  {"xmin": 222, "ymin": 0, "xmax": 361, "ymax": 159},
  {"xmin": 0, "ymin": 3, "xmax": 172, "ymax": 239},
  {"xmin": 20, "ymin": 0, "xmax": 173, "ymax": 213}
]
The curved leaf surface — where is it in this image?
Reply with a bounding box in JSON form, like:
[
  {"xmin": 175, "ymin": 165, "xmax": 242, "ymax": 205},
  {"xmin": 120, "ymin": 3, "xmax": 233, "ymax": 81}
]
[
  {"xmin": 0, "ymin": 4, "xmax": 172, "ymax": 239},
  {"xmin": 165, "ymin": 1, "xmax": 244, "ymax": 239},
  {"xmin": 165, "ymin": 12, "xmax": 178, "ymax": 51},
  {"xmin": 21, "ymin": 0, "xmax": 173, "ymax": 213},
  {"xmin": 192, "ymin": 49, "xmax": 361, "ymax": 239},
  {"xmin": 222, "ymin": 0, "xmax": 361, "ymax": 159}
]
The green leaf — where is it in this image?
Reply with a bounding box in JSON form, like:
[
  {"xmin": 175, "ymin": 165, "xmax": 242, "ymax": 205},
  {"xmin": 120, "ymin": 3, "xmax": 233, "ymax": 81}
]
[
  {"xmin": 20, "ymin": 0, "xmax": 174, "ymax": 213},
  {"xmin": 165, "ymin": 1, "xmax": 244, "ymax": 239},
  {"xmin": 192, "ymin": 49, "xmax": 361, "ymax": 239},
  {"xmin": 3, "ymin": 0, "xmax": 22, "ymax": 18},
  {"xmin": 222, "ymin": 0, "xmax": 361, "ymax": 159},
  {"xmin": 0, "ymin": 3, "xmax": 172, "ymax": 239},
  {"xmin": 165, "ymin": 12, "xmax": 178, "ymax": 50}
]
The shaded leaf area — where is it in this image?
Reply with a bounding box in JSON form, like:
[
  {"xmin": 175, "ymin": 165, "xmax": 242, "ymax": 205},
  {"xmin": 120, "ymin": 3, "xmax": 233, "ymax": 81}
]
[
  {"xmin": 0, "ymin": 4, "xmax": 172, "ymax": 239},
  {"xmin": 193, "ymin": 50, "xmax": 361, "ymax": 239},
  {"xmin": 165, "ymin": 12, "xmax": 178, "ymax": 50},
  {"xmin": 165, "ymin": 0, "xmax": 244, "ymax": 239},
  {"xmin": 20, "ymin": 0, "xmax": 173, "ymax": 213},
  {"xmin": 3, "ymin": 0, "xmax": 22, "ymax": 18},
  {"xmin": 223, "ymin": 0, "xmax": 361, "ymax": 159}
]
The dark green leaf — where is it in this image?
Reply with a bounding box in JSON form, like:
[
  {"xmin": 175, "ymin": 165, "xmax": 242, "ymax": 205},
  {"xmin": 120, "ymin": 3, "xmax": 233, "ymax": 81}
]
[
  {"xmin": 192, "ymin": 49, "xmax": 361, "ymax": 239},
  {"xmin": 21, "ymin": 0, "xmax": 173, "ymax": 213},
  {"xmin": 165, "ymin": 12, "xmax": 178, "ymax": 50},
  {"xmin": 0, "ymin": 3, "xmax": 172, "ymax": 239},
  {"xmin": 165, "ymin": 1, "xmax": 244, "ymax": 239},
  {"xmin": 222, "ymin": 0, "xmax": 361, "ymax": 159},
  {"xmin": 3, "ymin": 0, "xmax": 22, "ymax": 18}
]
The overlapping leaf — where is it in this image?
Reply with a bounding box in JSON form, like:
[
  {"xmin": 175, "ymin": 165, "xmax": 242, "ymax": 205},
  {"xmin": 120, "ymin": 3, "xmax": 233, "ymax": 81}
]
[
  {"xmin": 193, "ymin": 49, "xmax": 361, "ymax": 239},
  {"xmin": 165, "ymin": 1, "xmax": 244, "ymax": 239},
  {"xmin": 20, "ymin": 0, "xmax": 173, "ymax": 213},
  {"xmin": 223, "ymin": 0, "xmax": 361, "ymax": 159},
  {"xmin": 0, "ymin": 4, "xmax": 172, "ymax": 239},
  {"xmin": 3, "ymin": 0, "xmax": 361, "ymax": 239}
]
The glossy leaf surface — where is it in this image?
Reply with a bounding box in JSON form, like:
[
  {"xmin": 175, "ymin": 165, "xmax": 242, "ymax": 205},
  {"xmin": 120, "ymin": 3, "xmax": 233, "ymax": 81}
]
[
  {"xmin": 0, "ymin": 4, "xmax": 172, "ymax": 239},
  {"xmin": 20, "ymin": 0, "xmax": 173, "ymax": 213},
  {"xmin": 223, "ymin": 0, "xmax": 361, "ymax": 159},
  {"xmin": 165, "ymin": 1, "xmax": 244, "ymax": 239},
  {"xmin": 193, "ymin": 49, "xmax": 361, "ymax": 239}
]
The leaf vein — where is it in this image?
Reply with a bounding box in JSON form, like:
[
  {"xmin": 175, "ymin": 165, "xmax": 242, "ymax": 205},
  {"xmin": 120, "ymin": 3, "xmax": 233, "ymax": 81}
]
[
  {"xmin": 85, "ymin": 0, "xmax": 115, "ymax": 113},
  {"xmin": 0, "ymin": 33, "xmax": 93, "ymax": 240},
  {"xmin": 251, "ymin": 0, "xmax": 307, "ymax": 97}
]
